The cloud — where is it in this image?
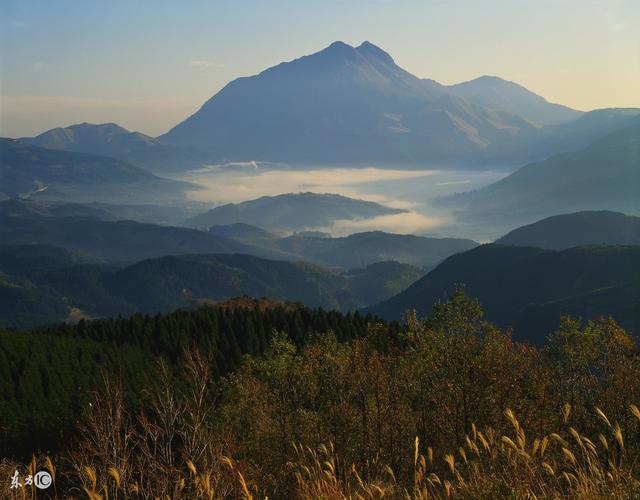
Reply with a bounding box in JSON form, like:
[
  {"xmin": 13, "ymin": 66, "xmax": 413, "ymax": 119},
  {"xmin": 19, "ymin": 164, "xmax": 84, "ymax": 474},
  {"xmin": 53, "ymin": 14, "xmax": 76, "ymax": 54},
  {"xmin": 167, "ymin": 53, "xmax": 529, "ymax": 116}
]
[
  {"xmin": 324, "ymin": 212, "xmax": 450, "ymax": 237},
  {"xmin": 179, "ymin": 166, "xmax": 501, "ymax": 238},
  {"xmin": 189, "ymin": 60, "xmax": 221, "ymax": 70},
  {"xmin": 184, "ymin": 166, "xmax": 437, "ymax": 205}
]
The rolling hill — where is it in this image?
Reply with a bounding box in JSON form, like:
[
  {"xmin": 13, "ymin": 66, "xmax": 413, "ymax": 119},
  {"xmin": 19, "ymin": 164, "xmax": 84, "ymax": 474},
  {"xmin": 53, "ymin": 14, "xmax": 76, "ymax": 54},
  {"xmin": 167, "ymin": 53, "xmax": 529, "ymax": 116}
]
[
  {"xmin": 496, "ymin": 211, "xmax": 640, "ymax": 249},
  {"xmin": 208, "ymin": 224, "xmax": 478, "ymax": 269},
  {"xmin": 0, "ymin": 138, "xmax": 193, "ymax": 204},
  {"xmin": 0, "ymin": 199, "xmax": 278, "ymax": 263},
  {"xmin": 0, "ymin": 244, "xmax": 102, "ymax": 273},
  {"xmin": 266, "ymin": 231, "xmax": 478, "ymax": 269},
  {"xmin": 343, "ymin": 261, "xmax": 424, "ymax": 306},
  {"xmin": 209, "ymin": 223, "xmax": 277, "ymax": 242},
  {"xmin": 23, "ymin": 122, "xmax": 203, "ymax": 173},
  {"xmin": 366, "ymin": 244, "xmax": 640, "ymax": 343},
  {"xmin": 105, "ymin": 253, "xmax": 379, "ymax": 313},
  {"xmin": 0, "ymin": 248, "xmax": 424, "ymax": 327},
  {"xmin": 0, "ymin": 272, "xmax": 70, "ymax": 329},
  {"xmin": 186, "ymin": 192, "xmax": 407, "ymax": 232},
  {"xmin": 454, "ymin": 122, "xmax": 640, "ymax": 229},
  {"xmin": 0, "ymin": 200, "xmax": 473, "ymax": 270}
]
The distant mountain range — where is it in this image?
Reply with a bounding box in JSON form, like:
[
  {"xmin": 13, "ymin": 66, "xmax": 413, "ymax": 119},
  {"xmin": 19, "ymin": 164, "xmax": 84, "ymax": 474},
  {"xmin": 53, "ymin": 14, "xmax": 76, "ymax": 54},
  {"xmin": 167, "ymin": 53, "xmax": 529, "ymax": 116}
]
[
  {"xmin": 0, "ymin": 198, "xmax": 474, "ymax": 270},
  {"xmin": 0, "ymin": 246, "xmax": 423, "ymax": 328},
  {"xmin": 0, "ymin": 138, "xmax": 193, "ymax": 204},
  {"xmin": 209, "ymin": 222, "xmax": 276, "ymax": 242},
  {"xmin": 232, "ymin": 229, "xmax": 478, "ymax": 270},
  {"xmin": 0, "ymin": 244, "xmax": 102, "ymax": 273},
  {"xmin": 366, "ymin": 244, "xmax": 640, "ymax": 343},
  {"xmin": 0, "ymin": 199, "xmax": 278, "ymax": 263},
  {"xmin": 185, "ymin": 192, "xmax": 407, "ymax": 232},
  {"xmin": 23, "ymin": 122, "xmax": 202, "ymax": 173},
  {"xmin": 496, "ymin": 211, "xmax": 640, "ymax": 249},
  {"xmin": 3, "ymin": 206, "xmax": 638, "ymax": 332},
  {"xmin": 107, "ymin": 254, "xmax": 422, "ymax": 314},
  {"xmin": 14, "ymin": 42, "xmax": 638, "ymax": 170},
  {"xmin": 450, "ymin": 122, "xmax": 640, "ymax": 229}
]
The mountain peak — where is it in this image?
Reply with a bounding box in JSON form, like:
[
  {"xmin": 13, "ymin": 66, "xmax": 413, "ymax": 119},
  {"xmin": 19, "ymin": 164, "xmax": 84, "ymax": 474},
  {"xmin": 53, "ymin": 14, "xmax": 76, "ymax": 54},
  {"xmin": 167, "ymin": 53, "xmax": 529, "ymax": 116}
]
[
  {"xmin": 70, "ymin": 122, "xmax": 129, "ymax": 134},
  {"xmin": 476, "ymin": 75, "xmax": 507, "ymax": 82},
  {"xmin": 315, "ymin": 41, "xmax": 394, "ymax": 64},
  {"xmin": 447, "ymin": 75, "xmax": 582, "ymax": 125},
  {"xmin": 356, "ymin": 41, "xmax": 394, "ymax": 64},
  {"xmin": 318, "ymin": 41, "xmax": 356, "ymax": 58},
  {"xmin": 327, "ymin": 40, "xmax": 352, "ymax": 50}
]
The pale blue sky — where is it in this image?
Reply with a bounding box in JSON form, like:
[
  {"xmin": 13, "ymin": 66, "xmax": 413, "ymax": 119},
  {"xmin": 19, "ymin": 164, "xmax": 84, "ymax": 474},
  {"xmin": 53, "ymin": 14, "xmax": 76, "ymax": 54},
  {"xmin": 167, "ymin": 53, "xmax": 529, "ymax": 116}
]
[{"xmin": 1, "ymin": 0, "xmax": 638, "ymax": 137}]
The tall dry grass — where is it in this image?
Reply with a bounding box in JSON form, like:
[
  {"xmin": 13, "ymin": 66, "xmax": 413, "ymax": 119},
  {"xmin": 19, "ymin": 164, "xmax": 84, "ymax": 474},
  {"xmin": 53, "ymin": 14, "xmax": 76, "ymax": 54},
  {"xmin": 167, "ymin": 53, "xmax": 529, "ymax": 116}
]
[{"xmin": 3, "ymin": 403, "xmax": 639, "ymax": 498}]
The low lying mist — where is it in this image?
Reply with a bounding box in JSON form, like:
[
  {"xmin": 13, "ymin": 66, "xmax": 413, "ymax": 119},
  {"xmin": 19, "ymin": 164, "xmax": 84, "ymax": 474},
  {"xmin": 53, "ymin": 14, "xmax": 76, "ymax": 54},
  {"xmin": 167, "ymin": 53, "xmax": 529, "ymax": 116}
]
[{"xmin": 178, "ymin": 164, "xmax": 511, "ymax": 240}]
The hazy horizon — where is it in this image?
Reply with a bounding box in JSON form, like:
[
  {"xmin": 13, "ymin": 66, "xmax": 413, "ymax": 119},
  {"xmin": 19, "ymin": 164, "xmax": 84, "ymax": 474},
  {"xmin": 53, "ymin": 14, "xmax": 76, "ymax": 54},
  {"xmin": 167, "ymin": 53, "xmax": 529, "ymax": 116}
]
[{"xmin": 1, "ymin": 0, "xmax": 639, "ymax": 138}]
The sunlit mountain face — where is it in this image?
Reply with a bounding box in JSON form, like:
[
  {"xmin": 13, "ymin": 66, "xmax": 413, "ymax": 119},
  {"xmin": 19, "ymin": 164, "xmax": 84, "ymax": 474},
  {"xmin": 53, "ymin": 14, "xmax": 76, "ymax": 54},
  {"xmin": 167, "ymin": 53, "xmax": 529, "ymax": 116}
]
[{"xmin": 160, "ymin": 41, "xmax": 582, "ymax": 165}]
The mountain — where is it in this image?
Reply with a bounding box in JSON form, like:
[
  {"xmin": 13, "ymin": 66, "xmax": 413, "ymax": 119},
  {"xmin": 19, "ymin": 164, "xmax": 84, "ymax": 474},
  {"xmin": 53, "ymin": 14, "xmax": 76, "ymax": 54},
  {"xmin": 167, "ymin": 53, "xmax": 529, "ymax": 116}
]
[
  {"xmin": 0, "ymin": 138, "xmax": 193, "ymax": 204},
  {"xmin": 186, "ymin": 192, "xmax": 407, "ymax": 232},
  {"xmin": 0, "ymin": 199, "xmax": 472, "ymax": 271},
  {"xmin": 209, "ymin": 223, "xmax": 276, "ymax": 242},
  {"xmin": 496, "ymin": 211, "xmax": 640, "ymax": 249},
  {"xmin": 343, "ymin": 260, "xmax": 424, "ymax": 306},
  {"xmin": 0, "ymin": 244, "xmax": 102, "ymax": 274},
  {"xmin": 453, "ymin": 123, "xmax": 640, "ymax": 229},
  {"xmin": 267, "ymin": 231, "xmax": 478, "ymax": 269},
  {"xmin": 23, "ymin": 122, "xmax": 202, "ymax": 172},
  {"xmin": 106, "ymin": 254, "xmax": 358, "ymax": 313},
  {"xmin": 0, "ymin": 272, "xmax": 70, "ymax": 329},
  {"xmin": 0, "ymin": 248, "xmax": 423, "ymax": 327},
  {"xmin": 111, "ymin": 254, "xmax": 421, "ymax": 313},
  {"xmin": 366, "ymin": 244, "xmax": 640, "ymax": 343},
  {"xmin": 536, "ymin": 108, "xmax": 640, "ymax": 153},
  {"xmin": 209, "ymin": 223, "xmax": 478, "ymax": 269},
  {"xmin": 0, "ymin": 199, "xmax": 281, "ymax": 264},
  {"xmin": 161, "ymin": 41, "xmax": 539, "ymax": 165},
  {"xmin": 160, "ymin": 41, "xmax": 638, "ymax": 166},
  {"xmin": 15, "ymin": 200, "xmax": 212, "ymax": 226},
  {"xmin": 447, "ymin": 75, "xmax": 582, "ymax": 126}
]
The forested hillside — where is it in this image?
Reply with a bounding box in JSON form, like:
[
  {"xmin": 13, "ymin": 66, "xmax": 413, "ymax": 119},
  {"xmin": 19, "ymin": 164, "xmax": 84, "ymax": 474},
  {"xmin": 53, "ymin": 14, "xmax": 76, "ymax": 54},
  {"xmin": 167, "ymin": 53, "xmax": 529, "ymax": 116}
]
[
  {"xmin": 0, "ymin": 302, "xmax": 377, "ymax": 456},
  {"xmin": 496, "ymin": 211, "xmax": 640, "ymax": 249},
  {"xmin": 0, "ymin": 248, "xmax": 422, "ymax": 328},
  {"xmin": 185, "ymin": 192, "xmax": 406, "ymax": 233},
  {"xmin": 367, "ymin": 244, "xmax": 640, "ymax": 342}
]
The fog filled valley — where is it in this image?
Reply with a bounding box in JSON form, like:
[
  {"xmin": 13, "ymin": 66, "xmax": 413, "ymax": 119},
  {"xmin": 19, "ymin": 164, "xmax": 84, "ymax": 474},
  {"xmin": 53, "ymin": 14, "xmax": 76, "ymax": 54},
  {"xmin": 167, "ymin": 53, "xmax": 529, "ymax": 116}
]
[{"xmin": 1, "ymin": 28, "xmax": 640, "ymax": 498}]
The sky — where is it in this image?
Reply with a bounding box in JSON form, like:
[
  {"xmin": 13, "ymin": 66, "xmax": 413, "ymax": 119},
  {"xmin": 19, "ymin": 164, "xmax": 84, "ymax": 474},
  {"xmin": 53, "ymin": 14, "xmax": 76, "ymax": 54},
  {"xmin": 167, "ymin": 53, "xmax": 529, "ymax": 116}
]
[{"xmin": 1, "ymin": 0, "xmax": 639, "ymax": 138}]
